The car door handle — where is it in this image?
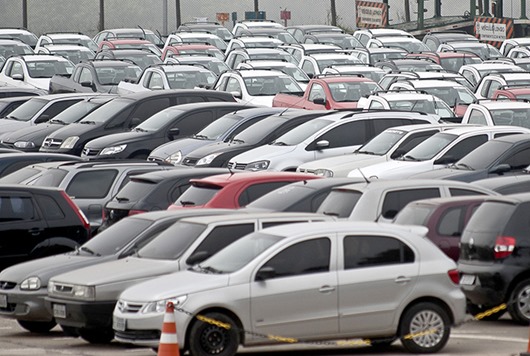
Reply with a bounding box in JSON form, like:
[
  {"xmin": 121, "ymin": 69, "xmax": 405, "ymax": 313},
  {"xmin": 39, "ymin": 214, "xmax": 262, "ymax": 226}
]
[
  {"xmin": 28, "ymin": 227, "xmax": 43, "ymax": 236},
  {"xmin": 319, "ymin": 285, "xmax": 336, "ymax": 293},
  {"xmin": 395, "ymin": 276, "xmax": 412, "ymax": 283}
]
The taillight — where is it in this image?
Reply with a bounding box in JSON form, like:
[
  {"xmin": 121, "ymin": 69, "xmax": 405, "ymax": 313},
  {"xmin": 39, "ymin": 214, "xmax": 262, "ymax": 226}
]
[
  {"xmin": 101, "ymin": 209, "xmax": 107, "ymax": 221},
  {"xmin": 128, "ymin": 209, "xmax": 147, "ymax": 216},
  {"xmin": 325, "ymin": 101, "xmax": 331, "ymax": 110},
  {"xmin": 494, "ymin": 236, "xmax": 516, "ymax": 259},
  {"xmin": 448, "ymin": 269, "xmax": 459, "ymax": 285},
  {"xmin": 61, "ymin": 191, "xmax": 91, "ymax": 238}
]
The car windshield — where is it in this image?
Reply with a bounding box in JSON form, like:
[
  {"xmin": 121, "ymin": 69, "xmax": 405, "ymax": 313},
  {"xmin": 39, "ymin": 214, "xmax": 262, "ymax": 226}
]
[
  {"xmin": 79, "ymin": 98, "xmax": 134, "ymax": 124},
  {"xmin": 244, "ymin": 75, "xmax": 302, "ymax": 96},
  {"xmin": 272, "ymin": 118, "xmax": 333, "ymax": 146},
  {"xmin": 393, "ymin": 204, "xmax": 433, "ymax": 225},
  {"xmin": 420, "ymin": 86, "xmax": 476, "ymax": 106},
  {"xmin": 358, "ymin": 129, "xmax": 407, "ymax": 155},
  {"xmin": 166, "ymin": 70, "xmax": 216, "ymax": 89},
  {"xmin": 316, "ymin": 189, "xmax": 363, "ymax": 217},
  {"xmin": 118, "ymin": 54, "xmax": 161, "ymax": 69},
  {"xmin": 52, "ymin": 49, "xmax": 94, "ymax": 64},
  {"xmin": 329, "ymin": 81, "xmax": 379, "ymax": 102},
  {"xmin": 440, "ymin": 57, "xmax": 481, "ymax": 72},
  {"xmin": 196, "ymin": 114, "xmax": 242, "ymax": 140},
  {"xmin": 0, "ymin": 167, "xmax": 42, "ymax": 183},
  {"xmin": 174, "ymin": 184, "xmax": 221, "ymax": 206},
  {"xmin": 388, "ymin": 98, "xmax": 454, "ymax": 117},
  {"xmin": 95, "ymin": 65, "xmax": 142, "ymax": 85},
  {"xmin": 454, "ymin": 43, "xmax": 502, "ymax": 59},
  {"xmin": 81, "ymin": 218, "xmax": 153, "ymax": 255},
  {"xmin": 316, "ymin": 57, "xmax": 362, "ymax": 72},
  {"xmin": 213, "ymin": 28, "xmax": 233, "ymax": 41},
  {"xmin": 402, "ymin": 132, "xmax": 458, "ymax": 161},
  {"xmin": 382, "ymin": 40, "xmax": 430, "ymax": 53},
  {"xmin": 27, "ymin": 60, "xmax": 74, "ymax": 77},
  {"xmin": 233, "ymin": 116, "xmax": 289, "ymax": 144},
  {"xmin": 0, "ymin": 44, "xmax": 33, "ymax": 57},
  {"xmin": 5, "ymin": 98, "xmax": 47, "ymax": 121},
  {"xmin": 490, "ymin": 108, "xmax": 530, "ymax": 128},
  {"xmin": 49, "ymin": 100, "xmax": 103, "ymax": 124},
  {"xmin": 138, "ymin": 221, "xmax": 207, "ymax": 259},
  {"xmin": 456, "ymin": 140, "xmax": 512, "ymax": 170},
  {"xmin": 246, "ymin": 184, "xmax": 313, "ymax": 210},
  {"xmin": 395, "ymin": 63, "xmax": 445, "ymax": 72},
  {"xmin": 135, "ymin": 108, "xmax": 184, "ymax": 132},
  {"xmin": 315, "ymin": 35, "xmax": 363, "ymax": 49},
  {"xmin": 176, "ymin": 48, "xmax": 224, "ymax": 60},
  {"xmin": 198, "ymin": 231, "xmax": 284, "ymax": 273},
  {"xmin": 29, "ymin": 168, "xmax": 68, "ymax": 187},
  {"xmin": 249, "ymin": 52, "xmax": 296, "ymax": 64}
]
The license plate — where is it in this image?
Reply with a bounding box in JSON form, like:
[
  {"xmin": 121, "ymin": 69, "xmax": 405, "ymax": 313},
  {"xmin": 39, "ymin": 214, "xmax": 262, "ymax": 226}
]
[
  {"xmin": 53, "ymin": 303, "xmax": 66, "ymax": 319},
  {"xmin": 0, "ymin": 294, "xmax": 6, "ymax": 308},
  {"xmin": 113, "ymin": 317, "xmax": 126, "ymax": 332},
  {"xmin": 460, "ymin": 274, "xmax": 476, "ymax": 285}
]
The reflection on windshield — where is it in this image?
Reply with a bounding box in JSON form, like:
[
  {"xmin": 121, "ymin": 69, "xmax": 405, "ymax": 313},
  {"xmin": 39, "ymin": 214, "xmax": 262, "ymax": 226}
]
[
  {"xmin": 402, "ymin": 133, "xmax": 457, "ymax": 161},
  {"xmin": 359, "ymin": 130, "xmax": 405, "ymax": 155}
]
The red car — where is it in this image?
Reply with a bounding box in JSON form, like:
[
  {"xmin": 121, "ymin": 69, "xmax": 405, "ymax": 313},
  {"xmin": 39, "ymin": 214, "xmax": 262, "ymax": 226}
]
[
  {"xmin": 98, "ymin": 39, "xmax": 161, "ymax": 56},
  {"xmin": 393, "ymin": 196, "xmax": 491, "ymax": 261},
  {"xmin": 161, "ymin": 44, "xmax": 225, "ymax": 61},
  {"xmin": 492, "ymin": 87, "xmax": 530, "ymax": 101},
  {"xmin": 167, "ymin": 171, "xmax": 321, "ymax": 209}
]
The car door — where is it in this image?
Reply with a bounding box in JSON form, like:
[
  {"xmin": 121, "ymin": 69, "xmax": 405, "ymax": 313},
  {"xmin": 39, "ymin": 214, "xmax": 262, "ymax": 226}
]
[
  {"xmin": 250, "ymin": 236, "xmax": 338, "ymax": 338},
  {"xmin": 167, "ymin": 110, "xmax": 215, "ymax": 142},
  {"xmin": 306, "ymin": 120, "xmax": 369, "ymax": 161},
  {"xmin": 337, "ymin": 233, "xmax": 418, "ymax": 335},
  {"xmin": 0, "ymin": 191, "xmax": 48, "ymax": 269}
]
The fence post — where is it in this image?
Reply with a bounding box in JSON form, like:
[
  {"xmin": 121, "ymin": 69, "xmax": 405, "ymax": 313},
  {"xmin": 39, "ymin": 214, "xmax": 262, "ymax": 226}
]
[
  {"xmin": 482, "ymin": 0, "xmax": 491, "ymax": 16},
  {"xmin": 470, "ymin": 0, "xmax": 476, "ymax": 17},
  {"xmin": 175, "ymin": 0, "xmax": 181, "ymax": 28},
  {"xmin": 330, "ymin": 0, "xmax": 337, "ymax": 26},
  {"xmin": 22, "ymin": 0, "xmax": 28, "ymax": 29},
  {"xmin": 99, "ymin": 0, "xmax": 105, "ymax": 31},
  {"xmin": 522, "ymin": 0, "xmax": 528, "ymax": 19},
  {"xmin": 417, "ymin": 0, "xmax": 424, "ymax": 29},
  {"xmin": 434, "ymin": 0, "xmax": 441, "ymax": 17}
]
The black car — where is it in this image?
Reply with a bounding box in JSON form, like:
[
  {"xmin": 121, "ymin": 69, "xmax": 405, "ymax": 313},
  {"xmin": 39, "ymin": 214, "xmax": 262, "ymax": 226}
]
[
  {"xmin": 101, "ymin": 167, "xmax": 233, "ymax": 228},
  {"xmin": 1, "ymin": 95, "xmax": 116, "ymax": 152},
  {"xmin": 0, "ymin": 184, "xmax": 91, "ymax": 271},
  {"xmin": 39, "ymin": 90, "xmax": 236, "ymax": 156},
  {"xmin": 81, "ymin": 102, "xmax": 251, "ymax": 160},
  {"xmin": 474, "ymin": 173, "xmax": 530, "ymax": 194},
  {"xmin": 412, "ymin": 134, "xmax": 530, "ymax": 182},
  {"xmin": 0, "ymin": 96, "xmax": 35, "ymax": 118},
  {"xmin": 181, "ymin": 109, "xmax": 335, "ymax": 167},
  {"xmin": 459, "ymin": 193, "xmax": 530, "ymax": 324},
  {"xmin": 0, "ymin": 152, "xmax": 81, "ymax": 178},
  {"xmin": 244, "ymin": 177, "xmax": 362, "ymax": 212}
]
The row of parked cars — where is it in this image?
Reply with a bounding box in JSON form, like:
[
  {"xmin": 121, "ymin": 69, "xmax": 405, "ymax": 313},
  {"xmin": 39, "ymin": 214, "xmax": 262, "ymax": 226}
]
[{"xmin": 0, "ymin": 22, "xmax": 529, "ymax": 355}]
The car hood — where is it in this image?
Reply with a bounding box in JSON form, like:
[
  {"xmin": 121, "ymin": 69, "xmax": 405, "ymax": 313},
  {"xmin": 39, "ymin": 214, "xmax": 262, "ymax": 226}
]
[
  {"xmin": 149, "ymin": 137, "xmax": 214, "ymax": 160},
  {"xmin": 349, "ymin": 159, "xmax": 434, "ymax": 180},
  {"xmin": 2, "ymin": 123, "xmax": 63, "ymax": 143},
  {"xmin": 85, "ymin": 131, "xmax": 151, "ymax": 149},
  {"xmin": 0, "ymin": 120, "xmax": 28, "ymax": 133},
  {"xmin": 186, "ymin": 140, "xmax": 252, "ymax": 158},
  {"xmin": 411, "ymin": 166, "xmax": 486, "ymax": 182},
  {"xmin": 47, "ymin": 121, "xmax": 105, "ymax": 139},
  {"xmin": 119, "ymin": 270, "xmax": 230, "ymax": 302},
  {"xmin": 301, "ymin": 152, "xmax": 385, "ymax": 171},
  {"xmin": 230, "ymin": 144, "xmax": 297, "ymax": 163},
  {"xmin": 50, "ymin": 256, "xmax": 177, "ymax": 286},
  {"xmin": 0, "ymin": 253, "xmax": 112, "ymax": 284}
]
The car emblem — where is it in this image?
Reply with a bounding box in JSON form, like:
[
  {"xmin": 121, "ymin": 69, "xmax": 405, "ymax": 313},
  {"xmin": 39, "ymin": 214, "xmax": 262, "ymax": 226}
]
[{"xmin": 469, "ymin": 238, "xmax": 474, "ymax": 248}]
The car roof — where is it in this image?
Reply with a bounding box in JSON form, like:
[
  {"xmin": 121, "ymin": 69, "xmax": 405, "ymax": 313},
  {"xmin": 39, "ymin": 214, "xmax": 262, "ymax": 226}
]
[
  {"xmin": 190, "ymin": 171, "xmax": 319, "ymax": 187},
  {"xmin": 45, "ymin": 33, "xmax": 90, "ymax": 39},
  {"xmin": 41, "ymin": 44, "xmax": 93, "ymax": 51},
  {"xmin": 179, "ymin": 211, "xmax": 329, "ymax": 225},
  {"xmin": 473, "ymin": 192, "xmax": 530, "ymax": 204},
  {"xmin": 129, "ymin": 167, "xmax": 233, "ymax": 183},
  {"xmin": 473, "ymin": 100, "xmax": 530, "ymax": 109},
  {"xmin": 27, "ymin": 93, "xmax": 101, "ymax": 101},
  {"xmin": 27, "ymin": 160, "xmax": 172, "ymax": 171},
  {"xmin": 331, "ymin": 179, "xmax": 496, "ymax": 192},
  {"xmin": 434, "ymin": 125, "xmax": 530, "ymax": 135},
  {"xmin": 19, "ymin": 54, "xmax": 71, "ymax": 62},
  {"xmin": 400, "ymin": 79, "xmax": 467, "ymax": 88},
  {"xmin": 315, "ymin": 75, "xmax": 373, "ymax": 83}
]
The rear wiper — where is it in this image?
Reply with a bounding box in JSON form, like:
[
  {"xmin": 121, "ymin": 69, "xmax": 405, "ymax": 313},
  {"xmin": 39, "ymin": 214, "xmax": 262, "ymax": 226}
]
[
  {"xmin": 231, "ymin": 138, "xmax": 245, "ymax": 144},
  {"xmin": 80, "ymin": 246, "xmax": 100, "ymax": 256},
  {"xmin": 180, "ymin": 200, "xmax": 195, "ymax": 206},
  {"xmin": 115, "ymin": 197, "xmax": 129, "ymax": 202},
  {"xmin": 80, "ymin": 120, "xmax": 96, "ymax": 125}
]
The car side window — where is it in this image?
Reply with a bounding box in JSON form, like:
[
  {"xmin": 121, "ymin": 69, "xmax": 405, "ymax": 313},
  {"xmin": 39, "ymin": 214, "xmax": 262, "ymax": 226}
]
[
  {"xmin": 437, "ymin": 206, "xmax": 465, "ymax": 237},
  {"xmin": 485, "ymin": 80, "xmax": 502, "ymax": 99},
  {"xmin": 260, "ymin": 238, "xmax": 331, "ymax": 279},
  {"xmin": 368, "ymin": 100, "xmax": 385, "ymax": 110},
  {"xmin": 174, "ymin": 110, "xmax": 215, "ymax": 136},
  {"xmin": 9, "ymin": 62, "xmax": 24, "ymax": 77},
  {"xmin": 343, "ymin": 235, "xmax": 414, "ymax": 269},
  {"xmin": 147, "ymin": 72, "xmax": 164, "ymax": 89},
  {"xmin": 449, "ymin": 188, "xmax": 488, "ymax": 196},
  {"xmin": 310, "ymin": 120, "xmax": 367, "ymax": 149},
  {"xmin": 225, "ymin": 77, "xmax": 242, "ymax": 94},
  {"xmin": 301, "ymin": 60, "xmax": 315, "ymax": 77},
  {"xmin": 0, "ymin": 196, "xmax": 36, "ymax": 221},
  {"xmin": 188, "ymin": 223, "xmax": 255, "ymax": 263},
  {"xmin": 128, "ymin": 98, "xmax": 171, "ymax": 125},
  {"xmin": 424, "ymin": 38, "xmax": 437, "ymax": 51},
  {"xmin": 467, "ymin": 109, "xmax": 488, "ymax": 125},
  {"xmin": 238, "ymin": 182, "xmax": 292, "ymax": 207},
  {"xmin": 461, "ymin": 70, "xmax": 477, "ymax": 87},
  {"xmin": 308, "ymin": 83, "xmax": 325, "ymax": 101},
  {"xmin": 35, "ymin": 194, "xmax": 65, "ymax": 220},
  {"xmin": 66, "ymin": 170, "xmax": 118, "ymax": 198},
  {"xmin": 444, "ymin": 135, "xmax": 488, "ymax": 161},
  {"xmin": 381, "ymin": 188, "xmax": 441, "ymax": 220},
  {"xmin": 501, "ymin": 147, "xmax": 530, "ymax": 170}
]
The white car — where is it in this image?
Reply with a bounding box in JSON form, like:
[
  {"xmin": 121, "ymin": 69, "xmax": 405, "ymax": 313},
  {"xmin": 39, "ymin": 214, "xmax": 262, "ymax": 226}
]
[
  {"xmin": 298, "ymin": 52, "xmax": 362, "ymax": 77},
  {"xmin": 347, "ymin": 125, "xmax": 530, "ymax": 180},
  {"xmin": 224, "ymin": 36, "xmax": 283, "ymax": 54},
  {"xmin": 461, "ymin": 100, "xmax": 530, "ymax": 128},
  {"xmin": 297, "ymin": 123, "xmax": 463, "ymax": 177},
  {"xmin": 213, "ymin": 69, "xmax": 303, "ymax": 106},
  {"xmin": 473, "ymin": 72, "xmax": 530, "ymax": 99},
  {"xmin": 367, "ymin": 36, "xmax": 431, "ymax": 53},
  {"xmin": 35, "ymin": 44, "xmax": 95, "ymax": 64},
  {"xmin": 322, "ymin": 64, "xmax": 387, "ymax": 83},
  {"xmin": 163, "ymin": 32, "xmax": 227, "ymax": 52},
  {"xmin": 458, "ymin": 62, "xmax": 525, "ymax": 89},
  {"xmin": 113, "ymin": 221, "xmax": 466, "ymax": 353},
  {"xmin": 228, "ymin": 111, "xmax": 439, "ymax": 172},
  {"xmin": 236, "ymin": 60, "xmax": 310, "ymax": 90},
  {"xmin": 35, "ymin": 33, "xmax": 98, "ymax": 52}
]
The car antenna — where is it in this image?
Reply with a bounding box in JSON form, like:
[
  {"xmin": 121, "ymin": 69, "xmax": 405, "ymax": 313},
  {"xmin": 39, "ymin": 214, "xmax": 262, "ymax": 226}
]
[
  {"xmin": 227, "ymin": 164, "xmax": 234, "ymax": 175},
  {"xmin": 357, "ymin": 168, "xmax": 370, "ymax": 183},
  {"xmin": 278, "ymin": 93, "xmax": 310, "ymax": 116}
]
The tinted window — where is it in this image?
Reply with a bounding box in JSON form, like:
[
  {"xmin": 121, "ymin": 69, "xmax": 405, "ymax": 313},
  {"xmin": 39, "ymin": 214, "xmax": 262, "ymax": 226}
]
[
  {"xmin": 130, "ymin": 98, "xmax": 171, "ymax": 121},
  {"xmin": 238, "ymin": 181, "xmax": 293, "ymax": 206},
  {"xmin": 247, "ymin": 184, "xmax": 315, "ymax": 211},
  {"xmin": 0, "ymin": 196, "xmax": 35, "ymax": 221},
  {"xmin": 234, "ymin": 116, "xmax": 290, "ymax": 145},
  {"xmin": 443, "ymin": 135, "xmax": 488, "ymax": 161},
  {"xmin": 455, "ymin": 140, "xmax": 512, "ymax": 169},
  {"xmin": 393, "ymin": 205, "xmax": 433, "ymax": 226},
  {"xmin": 462, "ymin": 201, "xmax": 516, "ymax": 246},
  {"xmin": 449, "ymin": 188, "xmax": 488, "ymax": 196},
  {"xmin": 261, "ymin": 238, "xmax": 331, "ymax": 278},
  {"xmin": 35, "ymin": 194, "xmax": 65, "ymax": 220},
  {"xmin": 37, "ymin": 100, "xmax": 81, "ymax": 123},
  {"xmin": 437, "ymin": 206, "xmax": 465, "ymax": 236},
  {"xmin": 173, "ymin": 111, "xmax": 216, "ymax": 136},
  {"xmin": 392, "ymin": 130, "xmax": 439, "ymax": 158},
  {"xmin": 139, "ymin": 221, "xmax": 207, "ymax": 259},
  {"xmin": 7, "ymin": 98, "xmax": 47, "ymax": 122},
  {"xmin": 359, "ymin": 129, "xmax": 407, "ymax": 156},
  {"xmin": 114, "ymin": 180, "xmax": 157, "ymax": 203},
  {"xmin": 66, "ymin": 170, "xmax": 118, "ymax": 198},
  {"xmin": 312, "ymin": 120, "xmax": 367, "ymax": 149},
  {"xmin": 30, "ymin": 168, "xmax": 68, "ymax": 187},
  {"xmin": 188, "ymin": 223, "xmax": 255, "ymax": 263},
  {"xmin": 502, "ymin": 147, "xmax": 530, "ymax": 170},
  {"xmin": 80, "ymin": 98, "xmax": 134, "ymax": 124},
  {"xmin": 467, "ymin": 109, "xmax": 487, "ymax": 125},
  {"xmin": 274, "ymin": 118, "xmax": 334, "ymax": 146},
  {"xmin": 381, "ymin": 188, "xmax": 440, "ymax": 220},
  {"xmin": 343, "ymin": 235, "xmax": 414, "ymax": 269},
  {"xmin": 316, "ymin": 190, "xmax": 362, "ymax": 218},
  {"xmin": 175, "ymin": 184, "xmax": 220, "ymax": 206}
]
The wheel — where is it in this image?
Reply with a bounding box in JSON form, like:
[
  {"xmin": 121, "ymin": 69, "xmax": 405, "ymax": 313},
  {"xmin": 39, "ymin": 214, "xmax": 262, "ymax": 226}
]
[
  {"xmin": 17, "ymin": 319, "xmax": 56, "ymax": 333},
  {"xmin": 78, "ymin": 328, "xmax": 114, "ymax": 344},
  {"xmin": 399, "ymin": 302, "xmax": 451, "ymax": 353},
  {"xmin": 467, "ymin": 302, "xmax": 504, "ymax": 321},
  {"xmin": 508, "ymin": 279, "xmax": 530, "ymax": 325},
  {"xmin": 188, "ymin": 312, "xmax": 240, "ymax": 356},
  {"xmin": 60, "ymin": 325, "xmax": 79, "ymax": 337}
]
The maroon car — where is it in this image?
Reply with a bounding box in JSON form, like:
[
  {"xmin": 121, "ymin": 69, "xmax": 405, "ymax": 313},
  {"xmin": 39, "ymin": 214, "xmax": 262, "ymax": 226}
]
[{"xmin": 393, "ymin": 195, "xmax": 491, "ymax": 261}]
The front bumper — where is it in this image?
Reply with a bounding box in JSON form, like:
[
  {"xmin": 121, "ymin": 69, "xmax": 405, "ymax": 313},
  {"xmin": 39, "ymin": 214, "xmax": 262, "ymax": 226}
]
[
  {"xmin": 0, "ymin": 288, "xmax": 51, "ymax": 322},
  {"xmin": 112, "ymin": 308, "xmax": 166, "ymax": 347},
  {"xmin": 45, "ymin": 297, "xmax": 116, "ymax": 329}
]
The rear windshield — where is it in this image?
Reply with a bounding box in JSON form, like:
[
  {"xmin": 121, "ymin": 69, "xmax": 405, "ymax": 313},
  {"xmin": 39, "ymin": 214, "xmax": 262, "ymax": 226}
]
[
  {"xmin": 247, "ymin": 185, "xmax": 313, "ymax": 210},
  {"xmin": 175, "ymin": 184, "xmax": 221, "ymax": 206},
  {"xmin": 0, "ymin": 167, "xmax": 42, "ymax": 184},
  {"xmin": 316, "ymin": 189, "xmax": 362, "ymax": 218},
  {"xmin": 462, "ymin": 201, "xmax": 515, "ymax": 238},
  {"xmin": 113, "ymin": 179, "xmax": 158, "ymax": 203},
  {"xmin": 393, "ymin": 205, "xmax": 434, "ymax": 226}
]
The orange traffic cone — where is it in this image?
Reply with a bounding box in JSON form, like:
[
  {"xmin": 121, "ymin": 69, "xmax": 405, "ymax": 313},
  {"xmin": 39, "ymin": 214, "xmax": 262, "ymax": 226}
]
[{"xmin": 158, "ymin": 301, "xmax": 181, "ymax": 356}]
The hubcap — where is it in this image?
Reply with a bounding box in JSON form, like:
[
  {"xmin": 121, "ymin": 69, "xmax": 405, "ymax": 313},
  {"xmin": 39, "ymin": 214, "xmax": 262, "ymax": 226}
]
[
  {"xmin": 200, "ymin": 325, "xmax": 228, "ymax": 354},
  {"xmin": 517, "ymin": 285, "xmax": 530, "ymax": 319},
  {"xmin": 408, "ymin": 310, "xmax": 445, "ymax": 348}
]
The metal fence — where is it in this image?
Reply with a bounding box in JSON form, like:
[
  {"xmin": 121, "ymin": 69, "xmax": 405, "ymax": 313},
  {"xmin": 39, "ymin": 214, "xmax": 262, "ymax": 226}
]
[{"xmin": 0, "ymin": 0, "xmax": 527, "ymax": 37}]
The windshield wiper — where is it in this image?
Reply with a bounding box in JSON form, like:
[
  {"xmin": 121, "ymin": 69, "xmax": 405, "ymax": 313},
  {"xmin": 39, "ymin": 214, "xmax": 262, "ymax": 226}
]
[
  {"xmin": 231, "ymin": 138, "xmax": 245, "ymax": 144},
  {"xmin": 194, "ymin": 134, "xmax": 209, "ymax": 139},
  {"xmin": 272, "ymin": 141, "xmax": 288, "ymax": 146},
  {"xmin": 180, "ymin": 200, "xmax": 195, "ymax": 206},
  {"xmin": 402, "ymin": 155, "xmax": 422, "ymax": 161},
  {"xmin": 5, "ymin": 115, "xmax": 20, "ymax": 120},
  {"xmin": 196, "ymin": 264, "xmax": 223, "ymax": 274},
  {"xmin": 455, "ymin": 162, "xmax": 474, "ymax": 170},
  {"xmin": 80, "ymin": 246, "xmax": 100, "ymax": 256},
  {"xmin": 80, "ymin": 120, "xmax": 97, "ymax": 125},
  {"xmin": 357, "ymin": 150, "xmax": 378, "ymax": 155},
  {"xmin": 115, "ymin": 197, "xmax": 129, "ymax": 202},
  {"xmin": 49, "ymin": 119, "xmax": 68, "ymax": 125},
  {"xmin": 134, "ymin": 127, "xmax": 148, "ymax": 132}
]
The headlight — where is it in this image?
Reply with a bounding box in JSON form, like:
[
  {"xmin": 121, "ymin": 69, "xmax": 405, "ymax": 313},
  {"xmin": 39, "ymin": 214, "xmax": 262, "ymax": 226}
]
[
  {"xmin": 60, "ymin": 136, "xmax": 79, "ymax": 149},
  {"xmin": 314, "ymin": 169, "xmax": 334, "ymax": 177},
  {"xmin": 141, "ymin": 295, "xmax": 187, "ymax": 314},
  {"xmin": 20, "ymin": 277, "xmax": 41, "ymax": 290},
  {"xmin": 72, "ymin": 285, "xmax": 96, "ymax": 300},
  {"xmin": 14, "ymin": 141, "xmax": 36, "ymax": 149},
  {"xmin": 165, "ymin": 151, "xmax": 182, "ymax": 165},
  {"xmin": 100, "ymin": 144, "xmax": 127, "ymax": 155},
  {"xmin": 196, "ymin": 153, "xmax": 220, "ymax": 166},
  {"xmin": 245, "ymin": 160, "xmax": 270, "ymax": 171}
]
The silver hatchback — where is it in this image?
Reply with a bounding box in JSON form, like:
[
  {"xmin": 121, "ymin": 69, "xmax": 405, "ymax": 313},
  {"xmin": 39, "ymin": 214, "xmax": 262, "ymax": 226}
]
[{"xmin": 114, "ymin": 221, "xmax": 466, "ymax": 354}]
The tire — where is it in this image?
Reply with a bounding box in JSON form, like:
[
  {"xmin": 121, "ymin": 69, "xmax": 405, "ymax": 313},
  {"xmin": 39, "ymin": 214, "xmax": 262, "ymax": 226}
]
[
  {"xmin": 78, "ymin": 328, "xmax": 114, "ymax": 344},
  {"xmin": 60, "ymin": 325, "xmax": 79, "ymax": 337},
  {"xmin": 508, "ymin": 279, "xmax": 530, "ymax": 325},
  {"xmin": 17, "ymin": 319, "xmax": 56, "ymax": 333},
  {"xmin": 399, "ymin": 302, "xmax": 451, "ymax": 353},
  {"xmin": 188, "ymin": 312, "xmax": 240, "ymax": 356},
  {"xmin": 467, "ymin": 302, "xmax": 504, "ymax": 321}
]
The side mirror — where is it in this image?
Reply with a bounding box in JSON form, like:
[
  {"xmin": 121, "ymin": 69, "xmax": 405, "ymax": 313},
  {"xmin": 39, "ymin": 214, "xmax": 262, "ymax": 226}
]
[
  {"xmin": 80, "ymin": 81, "xmax": 93, "ymax": 88},
  {"xmin": 434, "ymin": 155, "xmax": 456, "ymax": 165},
  {"xmin": 313, "ymin": 97, "xmax": 326, "ymax": 106},
  {"xmin": 168, "ymin": 127, "xmax": 180, "ymax": 140},
  {"xmin": 186, "ymin": 251, "xmax": 210, "ymax": 266},
  {"xmin": 230, "ymin": 91, "xmax": 242, "ymax": 99},
  {"xmin": 382, "ymin": 209, "xmax": 398, "ymax": 220},
  {"xmin": 315, "ymin": 140, "xmax": 330, "ymax": 149},
  {"xmin": 34, "ymin": 114, "xmax": 50, "ymax": 124},
  {"xmin": 129, "ymin": 117, "xmax": 142, "ymax": 128},
  {"xmin": 489, "ymin": 163, "xmax": 511, "ymax": 175},
  {"xmin": 11, "ymin": 74, "xmax": 24, "ymax": 81},
  {"xmin": 255, "ymin": 266, "xmax": 276, "ymax": 281}
]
